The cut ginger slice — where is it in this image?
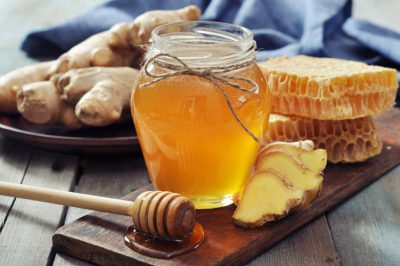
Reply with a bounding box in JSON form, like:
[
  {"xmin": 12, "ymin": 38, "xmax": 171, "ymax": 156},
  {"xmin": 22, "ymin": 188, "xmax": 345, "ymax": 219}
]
[
  {"xmin": 259, "ymin": 143, "xmax": 327, "ymax": 173},
  {"xmin": 232, "ymin": 171, "xmax": 303, "ymax": 228},
  {"xmin": 262, "ymin": 140, "xmax": 315, "ymax": 151},
  {"xmin": 255, "ymin": 150, "xmax": 325, "ymax": 208}
]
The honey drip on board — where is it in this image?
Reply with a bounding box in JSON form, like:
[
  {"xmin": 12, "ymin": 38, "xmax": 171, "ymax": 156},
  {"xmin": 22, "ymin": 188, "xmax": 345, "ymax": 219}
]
[{"xmin": 124, "ymin": 223, "xmax": 205, "ymax": 258}]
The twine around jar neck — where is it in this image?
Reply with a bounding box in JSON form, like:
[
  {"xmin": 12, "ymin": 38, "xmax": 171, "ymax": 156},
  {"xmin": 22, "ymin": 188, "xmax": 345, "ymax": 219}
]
[{"xmin": 140, "ymin": 53, "xmax": 260, "ymax": 143}]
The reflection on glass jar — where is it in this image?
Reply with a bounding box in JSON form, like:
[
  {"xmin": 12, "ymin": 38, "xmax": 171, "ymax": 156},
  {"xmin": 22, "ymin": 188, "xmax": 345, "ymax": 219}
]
[{"xmin": 132, "ymin": 21, "xmax": 271, "ymax": 209}]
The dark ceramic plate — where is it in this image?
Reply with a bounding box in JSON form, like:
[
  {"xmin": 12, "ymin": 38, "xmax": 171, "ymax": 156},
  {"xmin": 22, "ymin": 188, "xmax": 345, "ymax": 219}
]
[{"xmin": 0, "ymin": 114, "xmax": 140, "ymax": 154}]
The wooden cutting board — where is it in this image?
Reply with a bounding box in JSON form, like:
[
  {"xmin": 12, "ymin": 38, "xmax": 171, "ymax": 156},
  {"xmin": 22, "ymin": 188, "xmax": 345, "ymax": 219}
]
[{"xmin": 53, "ymin": 108, "xmax": 400, "ymax": 266}]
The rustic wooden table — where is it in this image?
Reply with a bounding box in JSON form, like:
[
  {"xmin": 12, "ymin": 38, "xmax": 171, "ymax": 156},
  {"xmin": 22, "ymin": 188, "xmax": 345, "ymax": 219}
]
[{"xmin": 0, "ymin": 1, "xmax": 399, "ymax": 265}]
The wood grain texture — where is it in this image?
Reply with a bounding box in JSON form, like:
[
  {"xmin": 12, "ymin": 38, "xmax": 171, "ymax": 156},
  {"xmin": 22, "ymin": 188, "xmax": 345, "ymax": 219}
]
[
  {"xmin": 248, "ymin": 216, "xmax": 339, "ymax": 266},
  {"xmin": 53, "ymin": 154, "xmax": 149, "ymax": 266},
  {"xmin": 0, "ymin": 149, "xmax": 79, "ymax": 266},
  {"xmin": 0, "ymin": 138, "xmax": 33, "ymax": 225},
  {"xmin": 0, "ymin": 0, "xmax": 398, "ymax": 265},
  {"xmin": 52, "ymin": 108, "xmax": 400, "ymax": 266},
  {"xmin": 325, "ymin": 109, "xmax": 400, "ymax": 266},
  {"xmin": 327, "ymin": 165, "xmax": 400, "ymax": 265}
]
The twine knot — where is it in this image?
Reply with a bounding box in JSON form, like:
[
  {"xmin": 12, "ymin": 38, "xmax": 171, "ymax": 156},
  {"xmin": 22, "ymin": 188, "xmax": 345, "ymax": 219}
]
[{"xmin": 140, "ymin": 53, "xmax": 260, "ymax": 142}]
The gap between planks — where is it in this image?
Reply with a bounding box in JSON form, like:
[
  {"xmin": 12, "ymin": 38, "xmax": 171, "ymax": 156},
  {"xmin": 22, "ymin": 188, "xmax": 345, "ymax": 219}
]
[
  {"xmin": 327, "ymin": 165, "xmax": 400, "ymax": 265},
  {"xmin": 52, "ymin": 153, "xmax": 150, "ymax": 266},
  {"xmin": 0, "ymin": 138, "xmax": 34, "ymax": 231},
  {"xmin": 0, "ymin": 148, "xmax": 80, "ymax": 266},
  {"xmin": 247, "ymin": 215, "xmax": 339, "ymax": 266},
  {"xmin": 52, "ymin": 153, "xmax": 340, "ymax": 266}
]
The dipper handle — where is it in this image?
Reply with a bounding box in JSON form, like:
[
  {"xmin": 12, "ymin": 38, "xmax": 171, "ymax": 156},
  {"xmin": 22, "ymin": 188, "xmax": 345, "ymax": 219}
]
[
  {"xmin": 0, "ymin": 181, "xmax": 195, "ymax": 240},
  {"xmin": 0, "ymin": 181, "xmax": 132, "ymax": 215}
]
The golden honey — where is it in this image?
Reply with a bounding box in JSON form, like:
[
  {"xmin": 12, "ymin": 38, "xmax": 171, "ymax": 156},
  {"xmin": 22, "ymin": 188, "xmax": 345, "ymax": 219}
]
[{"xmin": 132, "ymin": 22, "xmax": 270, "ymax": 209}]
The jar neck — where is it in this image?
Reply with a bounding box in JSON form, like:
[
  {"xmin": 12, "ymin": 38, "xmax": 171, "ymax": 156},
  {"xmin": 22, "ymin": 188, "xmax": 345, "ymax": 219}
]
[{"xmin": 146, "ymin": 21, "xmax": 256, "ymax": 68}]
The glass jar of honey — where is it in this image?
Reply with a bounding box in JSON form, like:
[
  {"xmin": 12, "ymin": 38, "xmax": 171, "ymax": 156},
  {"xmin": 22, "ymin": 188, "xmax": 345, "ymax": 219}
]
[{"xmin": 132, "ymin": 21, "xmax": 270, "ymax": 209}]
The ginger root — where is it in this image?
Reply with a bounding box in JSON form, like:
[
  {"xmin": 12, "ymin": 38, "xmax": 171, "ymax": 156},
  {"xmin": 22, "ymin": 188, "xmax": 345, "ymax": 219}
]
[
  {"xmin": 109, "ymin": 5, "xmax": 201, "ymax": 48},
  {"xmin": 50, "ymin": 5, "xmax": 200, "ymax": 75},
  {"xmin": 75, "ymin": 72, "xmax": 138, "ymax": 127},
  {"xmin": 233, "ymin": 141, "xmax": 327, "ymax": 228},
  {"xmin": 261, "ymin": 140, "xmax": 315, "ymax": 152},
  {"xmin": 16, "ymin": 66, "xmax": 137, "ymax": 128},
  {"xmin": 55, "ymin": 67, "xmax": 137, "ymax": 104},
  {"xmin": 54, "ymin": 67, "xmax": 138, "ymax": 126},
  {"xmin": 49, "ymin": 32, "xmax": 140, "ymax": 74},
  {"xmin": 1, "ymin": 5, "xmax": 201, "ymax": 130},
  {"xmin": 259, "ymin": 142, "xmax": 327, "ymax": 173},
  {"xmin": 16, "ymin": 81, "xmax": 81, "ymax": 128},
  {"xmin": 0, "ymin": 61, "xmax": 54, "ymax": 113},
  {"xmin": 256, "ymin": 148, "xmax": 326, "ymax": 208},
  {"xmin": 233, "ymin": 171, "xmax": 303, "ymax": 228}
]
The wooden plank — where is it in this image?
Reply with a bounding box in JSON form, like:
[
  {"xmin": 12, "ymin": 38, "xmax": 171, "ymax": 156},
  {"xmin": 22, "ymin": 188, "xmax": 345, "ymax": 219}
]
[
  {"xmin": 52, "ymin": 153, "xmax": 339, "ymax": 266},
  {"xmin": 0, "ymin": 0, "xmax": 104, "ymax": 224},
  {"xmin": 54, "ymin": 254, "xmax": 93, "ymax": 266},
  {"xmin": 248, "ymin": 216, "xmax": 339, "ymax": 266},
  {"xmin": 325, "ymin": 109, "xmax": 400, "ymax": 266},
  {"xmin": 327, "ymin": 165, "xmax": 400, "ymax": 265},
  {"xmin": 0, "ymin": 0, "xmax": 106, "ymax": 237},
  {"xmin": 250, "ymin": 144, "xmax": 400, "ymax": 266},
  {"xmin": 52, "ymin": 108, "xmax": 400, "ymax": 266},
  {"xmin": 0, "ymin": 138, "xmax": 33, "ymax": 225},
  {"xmin": 52, "ymin": 153, "xmax": 150, "ymax": 266},
  {"xmin": 0, "ymin": 149, "xmax": 79, "ymax": 266}
]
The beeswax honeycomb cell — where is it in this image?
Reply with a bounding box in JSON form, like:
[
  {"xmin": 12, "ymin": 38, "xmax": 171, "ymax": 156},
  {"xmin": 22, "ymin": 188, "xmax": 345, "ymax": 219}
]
[
  {"xmin": 258, "ymin": 56, "xmax": 398, "ymax": 120},
  {"xmin": 264, "ymin": 114, "xmax": 382, "ymax": 163}
]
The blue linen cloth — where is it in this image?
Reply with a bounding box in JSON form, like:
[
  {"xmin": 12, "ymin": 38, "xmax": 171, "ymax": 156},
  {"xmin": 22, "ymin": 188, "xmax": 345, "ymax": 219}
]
[{"xmin": 21, "ymin": 0, "xmax": 400, "ymax": 99}]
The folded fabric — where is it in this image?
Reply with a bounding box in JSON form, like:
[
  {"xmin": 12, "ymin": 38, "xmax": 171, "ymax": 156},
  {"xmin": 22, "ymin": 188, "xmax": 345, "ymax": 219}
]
[
  {"xmin": 21, "ymin": 0, "xmax": 206, "ymax": 57},
  {"xmin": 343, "ymin": 18, "xmax": 400, "ymax": 65},
  {"xmin": 21, "ymin": 0, "xmax": 400, "ymax": 99}
]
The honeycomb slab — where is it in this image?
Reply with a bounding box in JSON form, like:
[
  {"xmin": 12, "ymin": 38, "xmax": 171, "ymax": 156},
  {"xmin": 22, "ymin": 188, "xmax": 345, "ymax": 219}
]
[
  {"xmin": 258, "ymin": 56, "xmax": 398, "ymax": 120},
  {"xmin": 264, "ymin": 114, "xmax": 382, "ymax": 163}
]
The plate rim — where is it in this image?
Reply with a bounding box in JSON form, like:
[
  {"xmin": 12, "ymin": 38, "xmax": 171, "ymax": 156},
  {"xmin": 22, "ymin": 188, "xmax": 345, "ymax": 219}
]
[{"xmin": 0, "ymin": 120, "xmax": 139, "ymax": 147}]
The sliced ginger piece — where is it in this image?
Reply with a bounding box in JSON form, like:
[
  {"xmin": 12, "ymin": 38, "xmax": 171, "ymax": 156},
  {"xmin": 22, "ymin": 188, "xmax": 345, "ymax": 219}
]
[
  {"xmin": 259, "ymin": 144, "xmax": 327, "ymax": 173},
  {"xmin": 234, "ymin": 141, "xmax": 326, "ymax": 205},
  {"xmin": 255, "ymin": 150, "xmax": 325, "ymax": 208},
  {"xmin": 233, "ymin": 171, "xmax": 303, "ymax": 228},
  {"xmin": 262, "ymin": 140, "xmax": 315, "ymax": 151}
]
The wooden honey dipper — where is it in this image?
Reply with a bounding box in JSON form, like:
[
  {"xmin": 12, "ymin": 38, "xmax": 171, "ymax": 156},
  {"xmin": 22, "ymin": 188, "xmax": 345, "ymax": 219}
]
[{"xmin": 0, "ymin": 181, "xmax": 196, "ymax": 240}]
